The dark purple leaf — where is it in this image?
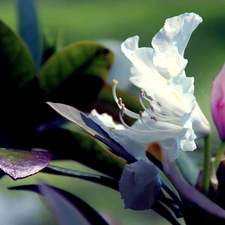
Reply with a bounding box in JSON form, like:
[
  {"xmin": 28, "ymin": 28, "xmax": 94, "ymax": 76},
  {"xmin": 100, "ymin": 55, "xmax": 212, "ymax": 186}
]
[
  {"xmin": 0, "ymin": 148, "xmax": 51, "ymax": 180},
  {"xmin": 146, "ymin": 143, "xmax": 225, "ymax": 220},
  {"xmin": 161, "ymin": 182, "xmax": 183, "ymax": 212},
  {"xmin": 152, "ymin": 200, "xmax": 181, "ymax": 225},
  {"xmin": 39, "ymin": 183, "xmax": 91, "ymax": 225},
  {"xmin": 157, "ymin": 191, "xmax": 183, "ymax": 218},
  {"xmin": 47, "ymin": 102, "xmax": 136, "ymax": 163},
  {"xmin": 9, "ymin": 183, "xmax": 109, "ymax": 225}
]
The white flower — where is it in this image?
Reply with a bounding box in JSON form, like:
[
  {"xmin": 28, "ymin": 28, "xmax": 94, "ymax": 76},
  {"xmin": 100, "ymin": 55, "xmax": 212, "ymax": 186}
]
[
  {"xmin": 121, "ymin": 12, "xmax": 210, "ymax": 139},
  {"xmin": 90, "ymin": 12, "xmax": 210, "ymax": 210},
  {"xmin": 89, "ymin": 109, "xmax": 162, "ymax": 210}
]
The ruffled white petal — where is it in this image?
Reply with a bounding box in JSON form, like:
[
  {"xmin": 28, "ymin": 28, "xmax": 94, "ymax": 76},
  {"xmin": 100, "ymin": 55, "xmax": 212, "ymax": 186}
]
[
  {"xmin": 119, "ymin": 158, "xmax": 161, "ymax": 210},
  {"xmin": 151, "ymin": 13, "xmax": 202, "ymax": 79},
  {"xmin": 120, "ymin": 12, "xmax": 209, "ymax": 149},
  {"xmin": 89, "ymin": 110, "xmax": 196, "ymax": 161},
  {"xmin": 122, "ymin": 36, "xmax": 168, "ymax": 83},
  {"xmin": 121, "ymin": 14, "xmax": 202, "ymax": 84},
  {"xmin": 152, "ymin": 12, "xmax": 203, "ymax": 57},
  {"xmin": 191, "ymin": 103, "xmax": 211, "ymax": 138},
  {"xmin": 89, "ymin": 109, "xmax": 125, "ymax": 131}
]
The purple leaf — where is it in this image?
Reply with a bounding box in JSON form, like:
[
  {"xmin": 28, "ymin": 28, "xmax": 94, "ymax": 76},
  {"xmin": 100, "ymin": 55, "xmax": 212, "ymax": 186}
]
[
  {"xmin": 39, "ymin": 184, "xmax": 91, "ymax": 225},
  {"xmin": 146, "ymin": 143, "xmax": 225, "ymax": 219},
  {"xmin": 47, "ymin": 102, "xmax": 136, "ymax": 163},
  {"xmin": 9, "ymin": 184, "xmax": 109, "ymax": 225},
  {"xmin": 0, "ymin": 148, "xmax": 51, "ymax": 180}
]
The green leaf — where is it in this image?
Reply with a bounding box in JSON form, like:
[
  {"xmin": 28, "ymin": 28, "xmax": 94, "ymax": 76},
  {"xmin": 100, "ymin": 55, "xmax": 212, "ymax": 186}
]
[
  {"xmin": 35, "ymin": 128, "xmax": 127, "ymax": 179},
  {"xmin": 38, "ymin": 41, "xmax": 114, "ymax": 107},
  {"xmin": 43, "ymin": 164, "xmax": 118, "ymax": 190},
  {"xmin": 47, "ymin": 102, "xmax": 136, "ymax": 163},
  {"xmin": 0, "ymin": 19, "xmax": 35, "ymax": 90},
  {"xmin": 16, "ymin": 0, "xmax": 42, "ymax": 69},
  {"xmin": 0, "ymin": 148, "xmax": 51, "ymax": 180}
]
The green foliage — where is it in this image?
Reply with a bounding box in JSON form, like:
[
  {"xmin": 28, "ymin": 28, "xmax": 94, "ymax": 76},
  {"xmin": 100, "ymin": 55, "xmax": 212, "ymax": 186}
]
[
  {"xmin": 0, "ymin": 1, "xmax": 133, "ymax": 185},
  {"xmin": 39, "ymin": 42, "xmax": 113, "ymax": 93},
  {"xmin": 38, "ymin": 41, "xmax": 114, "ymax": 107},
  {"xmin": 0, "ymin": 20, "xmax": 35, "ymax": 90},
  {"xmin": 2, "ymin": 2, "xmax": 217, "ymax": 225}
]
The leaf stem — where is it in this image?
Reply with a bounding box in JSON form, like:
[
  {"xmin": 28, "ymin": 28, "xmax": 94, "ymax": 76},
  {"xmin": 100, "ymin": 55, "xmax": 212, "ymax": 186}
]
[
  {"xmin": 202, "ymin": 134, "xmax": 211, "ymax": 195},
  {"xmin": 214, "ymin": 141, "xmax": 225, "ymax": 171}
]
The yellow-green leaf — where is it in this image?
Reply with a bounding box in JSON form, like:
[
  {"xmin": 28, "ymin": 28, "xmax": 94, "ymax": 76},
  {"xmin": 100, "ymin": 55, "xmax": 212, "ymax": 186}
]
[{"xmin": 38, "ymin": 41, "xmax": 114, "ymax": 107}]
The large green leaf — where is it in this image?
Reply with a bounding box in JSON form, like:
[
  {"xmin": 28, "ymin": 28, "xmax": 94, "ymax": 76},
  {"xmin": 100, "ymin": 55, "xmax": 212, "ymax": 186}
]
[
  {"xmin": 38, "ymin": 41, "xmax": 114, "ymax": 108},
  {"xmin": 0, "ymin": 20, "xmax": 35, "ymax": 90},
  {"xmin": 0, "ymin": 148, "xmax": 51, "ymax": 180}
]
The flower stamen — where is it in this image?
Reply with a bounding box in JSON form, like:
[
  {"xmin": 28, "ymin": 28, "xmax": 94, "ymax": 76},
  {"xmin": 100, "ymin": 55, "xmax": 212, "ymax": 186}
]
[
  {"xmin": 119, "ymin": 106, "xmax": 164, "ymax": 132},
  {"xmin": 140, "ymin": 91, "xmax": 180, "ymax": 124},
  {"xmin": 113, "ymin": 80, "xmax": 182, "ymax": 131},
  {"xmin": 113, "ymin": 80, "xmax": 140, "ymax": 119}
]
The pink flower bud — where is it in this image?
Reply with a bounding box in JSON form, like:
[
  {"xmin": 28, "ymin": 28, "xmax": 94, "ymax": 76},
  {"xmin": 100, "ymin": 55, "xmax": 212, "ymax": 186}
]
[{"xmin": 211, "ymin": 64, "xmax": 225, "ymax": 140}]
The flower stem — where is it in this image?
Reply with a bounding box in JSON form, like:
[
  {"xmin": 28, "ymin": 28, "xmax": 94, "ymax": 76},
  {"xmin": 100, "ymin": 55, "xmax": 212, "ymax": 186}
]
[
  {"xmin": 214, "ymin": 141, "xmax": 225, "ymax": 171},
  {"xmin": 202, "ymin": 134, "xmax": 211, "ymax": 195}
]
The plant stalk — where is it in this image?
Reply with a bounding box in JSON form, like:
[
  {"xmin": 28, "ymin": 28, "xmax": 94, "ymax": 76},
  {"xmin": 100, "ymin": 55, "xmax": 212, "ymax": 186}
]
[{"xmin": 202, "ymin": 134, "xmax": 211, "ymax": 195}]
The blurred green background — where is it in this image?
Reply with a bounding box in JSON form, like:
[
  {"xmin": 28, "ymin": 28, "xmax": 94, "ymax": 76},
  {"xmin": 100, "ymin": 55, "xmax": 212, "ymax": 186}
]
[{"xmin": 0, "ymin": 0, "xmax": 225, "ymax": 224}]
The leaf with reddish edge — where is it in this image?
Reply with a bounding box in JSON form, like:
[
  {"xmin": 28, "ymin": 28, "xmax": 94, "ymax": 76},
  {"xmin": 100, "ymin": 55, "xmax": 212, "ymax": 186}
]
[
  {"xmin": 47, "ymin": 102, "xmax": 136, "ymax": 163},
  {"xmin": 0, "ymin": 148, "xmax": 51, "ymax": 180}
]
